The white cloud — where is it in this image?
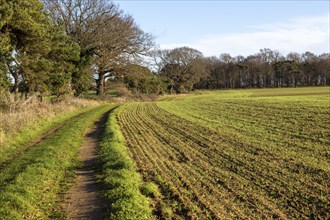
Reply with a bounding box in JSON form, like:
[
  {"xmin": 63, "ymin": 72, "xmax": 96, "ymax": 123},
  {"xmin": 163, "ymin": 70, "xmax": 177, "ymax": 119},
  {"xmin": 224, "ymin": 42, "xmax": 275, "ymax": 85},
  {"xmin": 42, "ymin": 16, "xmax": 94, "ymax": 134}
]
[{"xmin": 160, "ymin": 14, "xmax": 329, "ymax": 57}]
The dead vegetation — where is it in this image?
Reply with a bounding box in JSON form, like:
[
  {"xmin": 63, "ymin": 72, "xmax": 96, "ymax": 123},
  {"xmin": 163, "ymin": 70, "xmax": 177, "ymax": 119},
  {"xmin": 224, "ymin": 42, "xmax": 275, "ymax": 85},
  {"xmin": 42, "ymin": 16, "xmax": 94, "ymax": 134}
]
[{"xmin": 0, "ymin": 92, "xmax": 100, "ymax": 146}]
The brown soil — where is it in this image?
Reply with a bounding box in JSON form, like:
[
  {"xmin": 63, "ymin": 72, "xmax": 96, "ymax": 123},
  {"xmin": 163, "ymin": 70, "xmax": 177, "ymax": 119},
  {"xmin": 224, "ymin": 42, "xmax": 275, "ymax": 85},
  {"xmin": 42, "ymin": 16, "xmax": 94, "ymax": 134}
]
[{"xmin": 63, "ymin": 112, "xmax": 109, "ymax": 220}]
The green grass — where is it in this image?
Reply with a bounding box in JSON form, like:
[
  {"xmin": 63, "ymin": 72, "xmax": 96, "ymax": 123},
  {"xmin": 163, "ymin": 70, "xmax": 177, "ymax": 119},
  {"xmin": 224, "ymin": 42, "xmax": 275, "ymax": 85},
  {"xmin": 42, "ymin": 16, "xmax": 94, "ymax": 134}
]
[
  {"xmin": 0, "ymin": 106, "xmax": 100, "ymax": 166},
  {"xmin": 158, "ymin": 87, "xmax": 330, "ymax": 173},
  {"xmin": 0, "ymin": 104, "xmax": 114, "ymax": 219},
  {"xmin": 158, "ymin": 86, "xmax": 329, "ymax": 101},
  {"xmin": 0, "ymin": 87, "xmax": 328, "ymax": 219},
  {"xmin": 117, "ymin": 87, "xmax": 330, "ymax": 219},
  {"xmin": 98, "ymin": 105, "xmax": 153, "ymax": 220}
]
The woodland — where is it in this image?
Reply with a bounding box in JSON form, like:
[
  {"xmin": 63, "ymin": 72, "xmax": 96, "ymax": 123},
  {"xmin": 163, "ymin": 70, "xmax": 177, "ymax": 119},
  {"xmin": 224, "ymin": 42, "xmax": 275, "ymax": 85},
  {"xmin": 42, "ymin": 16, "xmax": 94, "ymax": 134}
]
[{"xmin": 0, "ymin": 0, "xmax": 329, "ymax": 100}]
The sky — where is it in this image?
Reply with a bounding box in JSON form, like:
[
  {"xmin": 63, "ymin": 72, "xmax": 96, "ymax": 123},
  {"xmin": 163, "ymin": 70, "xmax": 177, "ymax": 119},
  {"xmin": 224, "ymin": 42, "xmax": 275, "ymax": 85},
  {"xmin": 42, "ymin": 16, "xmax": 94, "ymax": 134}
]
[{"xmin": 114, "ymin": 0, "xmax": 330, "ymax": 57}]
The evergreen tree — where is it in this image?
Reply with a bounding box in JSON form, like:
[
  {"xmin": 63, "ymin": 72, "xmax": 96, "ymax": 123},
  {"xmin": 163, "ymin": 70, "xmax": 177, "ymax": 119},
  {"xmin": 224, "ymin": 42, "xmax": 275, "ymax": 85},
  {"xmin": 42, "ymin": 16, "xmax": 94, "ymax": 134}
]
[
  {"xmin": 47, "ymin": 25, "xmax": 80, "ymax": 96},
  {"xmin": 0, "ymin": 0, "xmax": 80, "ymax": 98},
  {"xmin": 0, "ymin": 0, "xmax": 12, "ymax": 53},
  {"xmin": 1, "ymin": 0, "xmax": 51, "ymax": 96},
  {"xmin": 0, "ymin": 0, "xmax": 13, "ymax": 91}
]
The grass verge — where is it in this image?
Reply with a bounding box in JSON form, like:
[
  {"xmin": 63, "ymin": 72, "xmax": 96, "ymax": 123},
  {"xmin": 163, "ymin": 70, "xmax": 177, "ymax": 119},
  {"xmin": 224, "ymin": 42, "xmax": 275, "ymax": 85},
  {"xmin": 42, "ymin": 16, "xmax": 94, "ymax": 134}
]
[
  {"xmin": 0, "ymin": 105, "xmax": 101, "ymax": 166},
  {"xmin": 0, "ymin": 95, "xmax": 100, "ymax": 144},
  {"xmin": 99, "ymin": 105, "xmax": 153, "ymax": 220},
  {"xmin": 0, "ymin": 104, "xmax": 114, "ymax": 219}
]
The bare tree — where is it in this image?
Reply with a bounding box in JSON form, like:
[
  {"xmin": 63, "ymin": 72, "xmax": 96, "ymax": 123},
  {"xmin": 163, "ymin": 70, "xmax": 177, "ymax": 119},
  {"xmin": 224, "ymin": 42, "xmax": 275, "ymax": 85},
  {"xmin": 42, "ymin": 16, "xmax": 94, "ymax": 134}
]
[
  {"xmin": 43, "ymin": 0, "xmax": 118, "ymax": 54},
  {"xmin": 43, "ymin": 0, "xmax": 154, "ymax": 95},
  {"xmin": 92, "ymin": 13, "xmax": 154, "ymax": 95},
  {"xmin": 316, "ymin": 53, "xmax": 330, "ymax": 86}
]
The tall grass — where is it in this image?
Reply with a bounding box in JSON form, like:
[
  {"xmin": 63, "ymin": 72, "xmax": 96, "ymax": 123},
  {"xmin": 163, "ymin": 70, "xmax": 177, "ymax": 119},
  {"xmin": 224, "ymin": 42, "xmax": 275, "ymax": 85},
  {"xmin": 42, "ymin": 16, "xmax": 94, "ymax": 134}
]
[{"xmin": 0, "ymin": 93, "xmax": 100, "ymax": 147}]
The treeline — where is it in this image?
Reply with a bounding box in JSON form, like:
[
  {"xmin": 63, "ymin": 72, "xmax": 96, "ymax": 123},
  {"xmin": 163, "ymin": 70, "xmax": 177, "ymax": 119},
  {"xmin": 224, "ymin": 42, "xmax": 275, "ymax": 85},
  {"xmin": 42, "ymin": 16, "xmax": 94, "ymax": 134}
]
[
  {"xmin": 122, "ymin": 47, "xmax": 330, "ymax": 95},
  {"xmin": 0, "ymin": 0, "xmax": 153, "ymax": 99},
  {"xmin": 1, "ymin": 1, "xmax": 329, "ymax": 99},
  {"xmin": 196, "ymin": 49, "xmax": 330, "ymax": 90}
]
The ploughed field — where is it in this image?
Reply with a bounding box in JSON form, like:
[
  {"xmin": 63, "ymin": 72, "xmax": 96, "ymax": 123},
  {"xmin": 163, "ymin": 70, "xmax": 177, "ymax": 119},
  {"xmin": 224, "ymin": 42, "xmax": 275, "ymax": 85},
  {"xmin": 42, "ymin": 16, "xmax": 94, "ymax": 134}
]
[{"xmin": 118, "ymin": 87, "xmax": 329, "ymax": 219}]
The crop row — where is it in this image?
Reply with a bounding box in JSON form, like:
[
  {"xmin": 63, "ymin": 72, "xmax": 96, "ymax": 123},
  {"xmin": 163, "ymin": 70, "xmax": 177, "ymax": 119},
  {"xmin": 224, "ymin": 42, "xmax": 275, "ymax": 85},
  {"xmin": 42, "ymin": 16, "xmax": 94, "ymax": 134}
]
[
  {"xmin": 118, "ymin": 100, "xmax": 329, "ymax": 219},
  {"xmin": 158, "ymin": 95, "xmax": 329, "ymax": 174}
]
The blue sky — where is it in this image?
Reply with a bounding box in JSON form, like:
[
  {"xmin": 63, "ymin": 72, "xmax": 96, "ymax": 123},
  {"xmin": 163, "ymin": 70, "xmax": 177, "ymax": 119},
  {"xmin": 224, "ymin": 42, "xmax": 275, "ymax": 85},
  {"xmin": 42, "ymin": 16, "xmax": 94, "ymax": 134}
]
[{"xmin": 114, "ymin": 0, "xmax": 330, "ymax": 57}]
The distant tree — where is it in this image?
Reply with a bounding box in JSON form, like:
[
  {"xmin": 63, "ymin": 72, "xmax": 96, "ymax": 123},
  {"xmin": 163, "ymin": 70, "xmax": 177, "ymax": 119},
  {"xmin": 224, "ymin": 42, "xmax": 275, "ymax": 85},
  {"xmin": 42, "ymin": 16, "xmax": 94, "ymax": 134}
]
[
  {"xmin": 258, "ymin": 48, "xmax": 277, "ymax": 87},
  {"xmin": 205, "ymin": 54, "xmax": 236, "ymax": 89},
  {"xmin": 206, "ymin": 56, "xmax": 223, "ymax": 89},
  {"xmin": 155, "ymin": 47, "xmax": 207, "ymax": 93},
  {"xmin": 193, "ymin": 49, "xmax": 327, "ymax": 90},
  {"xmin": 124, "ymin": 64, "xmax": 167, "ymax": 94},
  {"xmin": 300, "ymin": 52, "xmax": 330, "ymax": 86},
  {"xmin": 219, "ymin": 53, "xmax": 237, "ymax": 88},
  {"xmin": 124, "ymin": 65, "xmax": 150, "ymax": 93},
  {"xmin": 301, "ymin": 52, "xmax": 317, "ymax": 86},
  {"xmin": 273, "ymin": 60, "xmax": 300, "ymax": 87},
  {"xmin": 316, "ymin": 53, "xmax": 330, "ymax": 86},
  {"xmin": 286, "ymin": 52, "xmax": 303, "ymax": 86},
  {"xmin": 233, "ymin": 55, "xmax": 246, "ymax": 88},
  {"xmin": 193, "ymin": 56, "xmax": 215, "ymax": 89},
  {"xmin": 244, "ymin": 55, "xmax": 264, "ymax": 87}
]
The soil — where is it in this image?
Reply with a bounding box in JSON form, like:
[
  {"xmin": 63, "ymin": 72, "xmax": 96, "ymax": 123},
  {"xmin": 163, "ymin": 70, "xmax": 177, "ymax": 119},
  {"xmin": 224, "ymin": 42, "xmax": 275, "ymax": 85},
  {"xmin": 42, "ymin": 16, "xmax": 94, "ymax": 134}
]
[{"xmin": 63, "ymin": 112, "xmax": 109, "ymax": 220}]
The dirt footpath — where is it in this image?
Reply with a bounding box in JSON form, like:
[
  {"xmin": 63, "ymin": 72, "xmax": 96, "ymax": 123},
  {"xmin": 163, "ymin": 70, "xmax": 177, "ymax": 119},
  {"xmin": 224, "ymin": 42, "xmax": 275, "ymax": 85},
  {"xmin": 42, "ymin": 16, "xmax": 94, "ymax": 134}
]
[{"xmin": 64, "ymin": 112, "xmax": 109, "ymax": 219}]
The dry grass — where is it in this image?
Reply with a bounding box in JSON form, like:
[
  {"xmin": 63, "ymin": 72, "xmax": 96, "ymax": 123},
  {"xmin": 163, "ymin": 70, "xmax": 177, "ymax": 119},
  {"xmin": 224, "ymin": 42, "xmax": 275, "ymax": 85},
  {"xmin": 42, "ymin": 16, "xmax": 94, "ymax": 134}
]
[
  {"xmin": 111, "ymin": 87, "xmax": 158, "ymax": 103},
  {"xmin": 0, "ymin": 92, "xmax": 100, "ymax": 146}
]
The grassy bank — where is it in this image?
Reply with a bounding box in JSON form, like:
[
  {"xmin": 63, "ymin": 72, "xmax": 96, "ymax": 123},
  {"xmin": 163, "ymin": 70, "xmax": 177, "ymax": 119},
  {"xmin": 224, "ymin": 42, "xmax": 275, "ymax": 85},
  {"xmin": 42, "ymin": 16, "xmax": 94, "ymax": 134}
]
[
  {"xmin": 0, "ymin": 104, "xmax": 114, "ymax": 219},
  {"xmin": 0, "ymin": 95, "xmax": 102, "ymax": 168},
  {"xmin": 99, "ymin": 105, "xmax": 153, "ymax": 219},
  {"xmin": 0, "ymin": 95, "xmax": 100, "ymax": 148}
]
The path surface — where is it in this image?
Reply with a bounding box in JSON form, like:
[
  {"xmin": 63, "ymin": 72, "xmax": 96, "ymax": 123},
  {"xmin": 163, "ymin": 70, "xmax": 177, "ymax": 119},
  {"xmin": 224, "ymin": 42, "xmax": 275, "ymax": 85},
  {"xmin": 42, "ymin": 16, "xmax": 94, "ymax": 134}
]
[{"xmin": 64, "ymin": 112, "xmax": 109, "ymax": 219}]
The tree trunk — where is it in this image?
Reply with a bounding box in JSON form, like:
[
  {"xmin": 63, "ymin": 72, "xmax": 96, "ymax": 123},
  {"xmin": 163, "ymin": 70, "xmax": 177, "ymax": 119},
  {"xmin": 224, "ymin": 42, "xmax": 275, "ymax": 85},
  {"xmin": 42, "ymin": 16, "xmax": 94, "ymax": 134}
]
[
  {"xmin": 13, "ymin": 73, "xmax": 19, "ymax": 94},
  {"xmin": 9, "ymin": 71, "xmax": 19, "ymax": 101},
  {"xmin": 96, "ymin": 72, "xmax": 105, "ymax": 96}
]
